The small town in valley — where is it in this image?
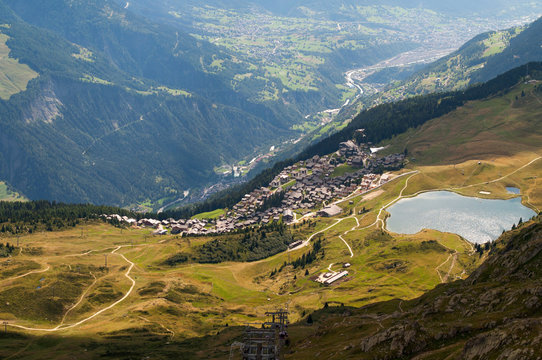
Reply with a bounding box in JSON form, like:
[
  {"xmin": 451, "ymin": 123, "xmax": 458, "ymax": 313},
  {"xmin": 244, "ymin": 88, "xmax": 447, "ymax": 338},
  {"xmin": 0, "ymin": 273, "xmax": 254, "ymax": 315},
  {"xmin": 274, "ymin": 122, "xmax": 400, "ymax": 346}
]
[{"xmin": 103, "ymin": 133, "xmax": 405, "ymax": 237}]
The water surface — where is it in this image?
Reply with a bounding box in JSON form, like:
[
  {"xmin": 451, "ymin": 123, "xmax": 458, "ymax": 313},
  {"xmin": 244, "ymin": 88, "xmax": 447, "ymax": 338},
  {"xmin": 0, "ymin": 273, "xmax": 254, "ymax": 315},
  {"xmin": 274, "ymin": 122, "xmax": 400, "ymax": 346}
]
[
  {"xmin": 506, "ymin": 187, "xmax": 521, "ymax": 195},
  {"xmin": 386, "ymin": 191, "xmax": 535, "ymax": 244}
]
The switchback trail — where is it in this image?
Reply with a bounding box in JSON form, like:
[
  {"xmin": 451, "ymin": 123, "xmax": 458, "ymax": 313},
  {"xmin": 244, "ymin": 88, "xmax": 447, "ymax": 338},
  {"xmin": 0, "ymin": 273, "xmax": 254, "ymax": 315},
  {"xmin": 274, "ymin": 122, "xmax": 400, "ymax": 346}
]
[{"xmin": 8, "ymin": 245, "xmax": 138, "ymax": 332}]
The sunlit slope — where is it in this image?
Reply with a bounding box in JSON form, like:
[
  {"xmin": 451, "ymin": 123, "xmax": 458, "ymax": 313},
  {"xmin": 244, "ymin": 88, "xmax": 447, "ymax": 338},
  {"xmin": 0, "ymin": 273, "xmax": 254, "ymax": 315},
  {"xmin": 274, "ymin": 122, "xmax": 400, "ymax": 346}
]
[
  {"xmin": 0, "ymin": 32, "xmax": 38, "ymax": 100},
  {"xmin": 383, "ymin": 82, "xmax": 542, "ymax": 164}
]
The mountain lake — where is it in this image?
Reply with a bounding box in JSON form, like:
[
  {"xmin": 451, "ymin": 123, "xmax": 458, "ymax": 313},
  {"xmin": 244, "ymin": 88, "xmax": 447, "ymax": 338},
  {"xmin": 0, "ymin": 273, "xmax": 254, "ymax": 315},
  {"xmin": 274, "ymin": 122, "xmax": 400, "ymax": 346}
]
[{"xmin": 386, "ymin": 191, "xmax": 536, "ymax": 244}]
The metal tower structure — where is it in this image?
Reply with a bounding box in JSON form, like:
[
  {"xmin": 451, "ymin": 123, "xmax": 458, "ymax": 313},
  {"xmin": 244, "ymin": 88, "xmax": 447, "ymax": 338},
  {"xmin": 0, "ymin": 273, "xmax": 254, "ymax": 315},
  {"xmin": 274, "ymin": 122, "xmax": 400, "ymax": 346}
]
[{"xmin": 232, "ymin": 308, "xmax": 289, "ymax": 360}]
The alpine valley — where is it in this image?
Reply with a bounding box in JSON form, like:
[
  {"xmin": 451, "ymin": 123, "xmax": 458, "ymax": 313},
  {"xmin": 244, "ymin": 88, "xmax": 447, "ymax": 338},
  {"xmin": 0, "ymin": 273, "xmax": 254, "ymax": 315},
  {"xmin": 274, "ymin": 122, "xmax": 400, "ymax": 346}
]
[{"xmin": 0, "ymin": 1, "xmax": 541, "ymax": 360}]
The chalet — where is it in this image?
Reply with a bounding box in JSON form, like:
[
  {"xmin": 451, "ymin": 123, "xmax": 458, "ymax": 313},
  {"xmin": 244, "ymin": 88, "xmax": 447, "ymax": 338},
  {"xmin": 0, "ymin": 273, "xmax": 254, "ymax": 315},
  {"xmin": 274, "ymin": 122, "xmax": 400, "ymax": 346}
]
[
  {"xmin": 283, "ymin": 209, "xmax": 294, "ymax": 223},
  {"xmin": 288, "ymin": 240, "xmax": 303, "ymax": 249},
  {"xmin": 271, "ymin": 178, "xmax": 281, "ymax": 188},
  {"xmin": 350, "ymin": 156, "xmax": 365, "ymax": 167},
  {"xmin": 380, "ymin": 174, "xmax": 391, "ymax": 184},
  {"xmin": 171, "ymin": 224, "xmax": 188, "ymax": 234},
  {"xmin": 339, "ymin": 140, "xmax": 358, "ymax": 157},
  {"xmin": 318, "ymin": 204, "xmax": 343, "ymax": 217},
  {"xmin": 280, "ymin": 174, "xmax": 290, "ymax": 184},
  {"xmin": 153, "ymin": 227, "xmax": 168, "ymax": 235}
]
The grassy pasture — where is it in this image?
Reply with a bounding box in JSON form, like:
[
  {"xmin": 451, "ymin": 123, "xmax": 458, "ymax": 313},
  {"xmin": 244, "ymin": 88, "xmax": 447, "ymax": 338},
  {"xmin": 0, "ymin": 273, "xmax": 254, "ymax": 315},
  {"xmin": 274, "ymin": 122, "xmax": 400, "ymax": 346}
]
[
  {"xmin": 0, "ymin": 33, "xmax": 39, "ymax": 100},
  {"xmin": 1, "ymin": 83, "xmax": 541, "ymax": 357}
]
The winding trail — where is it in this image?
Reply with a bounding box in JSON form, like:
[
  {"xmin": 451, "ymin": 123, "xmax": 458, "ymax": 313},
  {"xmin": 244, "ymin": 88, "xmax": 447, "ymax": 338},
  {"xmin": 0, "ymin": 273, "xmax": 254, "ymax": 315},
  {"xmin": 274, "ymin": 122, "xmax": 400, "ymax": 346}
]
[
  {"xmin": 57, "ymin": 272, "xmax": 98, "ymax": 328},
  {"xmin": 0, "ymin": 265, "xmax": 50, "ymax": 286},
  {"xmin": 451, "ymin": 156, "xmax": 542, "ymax": 191},
  {"xmin": 289, "ymin": 218, "xmax": 345, "ymax": 251},
  {"xmin": 338, "ymin": 235, "xmax": 354, "ymax": 258},
  {"xmin": 8, "ymin": 245, "xmax": 137, "ymax": 332}
]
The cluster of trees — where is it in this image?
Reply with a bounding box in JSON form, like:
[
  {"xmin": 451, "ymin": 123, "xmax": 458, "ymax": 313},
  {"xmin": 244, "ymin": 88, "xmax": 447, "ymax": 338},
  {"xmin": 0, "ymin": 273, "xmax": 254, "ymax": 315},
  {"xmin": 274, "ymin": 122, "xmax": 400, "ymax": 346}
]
[
  {"xmin": 474, "ymin": 242, "xmax": 494, "ymax": 257},
  {"xmin": 257, "ymin": 190, "xmax": 286, "ymax": 213},
  {"xmin": 271, "ymin": 237, "xmax": 324, "ymax": 277},
  {"xmin": 164, "ymin": 253, "xmax": 190, "ymax": 266},
  {"xmin": 511, "ymin": 217, "xmax": 524, "ymax": 230},
  {"xmin": 195, "ymin": 222, "xmax": 295, "ymax": 263},
  {"xmin": 290, "ymin": 237, "xmax": 323, "ymax": 269},
  {"xmin": 0, "ymin": 201, "xmax": 134, "ymax": 233},
  {"xmin": 0, "ymin": 242, "xmax": 16, "ymax": 257}
]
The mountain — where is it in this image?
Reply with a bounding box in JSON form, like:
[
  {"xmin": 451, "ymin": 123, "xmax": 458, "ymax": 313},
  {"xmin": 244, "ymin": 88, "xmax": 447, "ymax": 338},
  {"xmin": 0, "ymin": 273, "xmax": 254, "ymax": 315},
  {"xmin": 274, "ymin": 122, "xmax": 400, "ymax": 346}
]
[
  {"xmin": 356, "ymin": 16, "xmax": 542, "ymax": 107},
  {"xmin": 0, "ymin": 0, "xmax": 539, "ymax": 209},
  {"xmin": 0, "ymin": 61, "xmax": 540, "ymax": 360},
  {"xmin": 472, "ymin": 16, "xmax": 542, "ymax": 83},
  {"xmin": 0, "ymin": 0, "xmax": 301, "ymax": 206},
  {"xmin": 130, "ymin": 0, "xmax": 542, "ymax": 19},
  {"xmin": 0, "ymin": 0, "xmax": 429, "ymax": 207},
  {"xmin": 286, "ymin": 215, "xmax": 542, "ymax": 359}
]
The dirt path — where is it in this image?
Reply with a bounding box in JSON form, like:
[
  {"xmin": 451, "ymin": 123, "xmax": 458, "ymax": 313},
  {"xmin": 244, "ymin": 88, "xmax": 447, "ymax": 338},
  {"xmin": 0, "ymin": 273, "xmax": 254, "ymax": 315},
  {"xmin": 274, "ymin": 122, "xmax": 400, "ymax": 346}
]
[
  {"xmin": 338, "ymin": 235, "xmax": 354, "ymax": 258},
  {"xmin": 289, "ymin": 218, "xmax": 345, "ymax": 251},
  {"xmin": 57, "ymin": 272, "xmax": 98, "ymax": 328},
  {"xmin": 435, "ymin": 252, "xmax": 458, "ymax": 283},
  {"xmin": 8, "ymin": 245, "xmax": 137, "ymax": 332},
  {"xmin": 451, "ymin": 156, "xmax": 542, "ymax": 191},
  {"xmin": 0, "ymin": 265, "xmax": 50, "ymax": 286},
  {"xmin": 443, "ymin": 253, "xmax": 457, "ymax": 282}
]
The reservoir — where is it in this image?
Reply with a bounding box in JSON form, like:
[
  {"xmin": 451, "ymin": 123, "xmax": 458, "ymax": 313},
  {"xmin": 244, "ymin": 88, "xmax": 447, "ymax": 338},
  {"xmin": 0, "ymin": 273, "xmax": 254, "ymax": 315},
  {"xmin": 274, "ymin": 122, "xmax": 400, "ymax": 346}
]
[{"xmin": 386, "ymin": 191, "xmax": 536, "ymax": 244}]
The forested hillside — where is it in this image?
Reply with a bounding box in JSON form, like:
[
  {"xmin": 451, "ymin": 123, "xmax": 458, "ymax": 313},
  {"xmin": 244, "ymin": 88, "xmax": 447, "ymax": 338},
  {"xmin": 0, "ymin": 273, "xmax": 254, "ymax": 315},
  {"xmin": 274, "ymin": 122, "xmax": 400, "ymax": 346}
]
[
  {"xmin": 0, "ymin": 0, "xmax": 425, "ymax": 207},
  {"xmin": 164, "ymin": 62, "xmax": 542, "ymax": 219},
  {"xmin": 0, "ymin": 0, "xmax": 299, "ymax": 205},
  {"xmin": 0, "ymin": 0, "xmax": 539, "ymax": 208}
]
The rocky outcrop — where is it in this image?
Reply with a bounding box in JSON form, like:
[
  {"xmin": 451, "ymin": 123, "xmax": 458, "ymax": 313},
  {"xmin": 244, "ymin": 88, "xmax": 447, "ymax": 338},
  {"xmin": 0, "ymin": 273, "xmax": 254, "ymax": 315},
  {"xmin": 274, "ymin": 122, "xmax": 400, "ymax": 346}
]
[
  {"xmin": 461, "ymin": 319, "xmax": 542, "ymax": 360},
  {"xmin": 23, "ymin": 81, "xmax": 63, "ymax": 124}
]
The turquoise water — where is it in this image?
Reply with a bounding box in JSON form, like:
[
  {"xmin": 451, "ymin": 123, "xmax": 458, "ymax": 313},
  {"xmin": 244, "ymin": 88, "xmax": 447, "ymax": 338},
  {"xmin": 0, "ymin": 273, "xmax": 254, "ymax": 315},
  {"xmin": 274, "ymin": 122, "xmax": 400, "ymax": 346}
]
[{"xmin": 386, "ymin": 191, "xmax": 536, "ymax": 244}]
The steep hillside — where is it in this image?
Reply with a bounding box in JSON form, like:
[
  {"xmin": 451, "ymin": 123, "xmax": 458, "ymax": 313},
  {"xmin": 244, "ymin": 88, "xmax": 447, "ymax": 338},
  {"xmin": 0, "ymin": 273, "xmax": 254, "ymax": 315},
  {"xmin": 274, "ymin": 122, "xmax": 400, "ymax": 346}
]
[
  {"xmin": 0, "ymin": 0, "xmax": 297, "ymax": 206},
  {"xmin": 472, "ymin": 16, "xmax": 542, "ymax": 83},
  {"xmin": 382, "ymin": 81, "xmax": 542, "ymax": 165},
  {"xmin": 286, "ymin": 215, "xmax": 542, "ymax": 359},
  {"xmin": 157, "ymin": 62, "xmax": 542, "ymax": 219},
  {"xmin": 360, "ymin": 16, "xmax": 542, "ymax": 106}
]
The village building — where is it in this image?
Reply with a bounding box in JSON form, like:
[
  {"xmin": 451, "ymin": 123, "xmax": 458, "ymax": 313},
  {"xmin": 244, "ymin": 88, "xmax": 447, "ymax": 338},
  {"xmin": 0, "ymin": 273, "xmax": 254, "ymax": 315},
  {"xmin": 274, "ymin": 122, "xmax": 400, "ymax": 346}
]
[
  {"xmin": 318, "ymin": 204, "xmax": 343, "ymax": 217},
  {"xmin": 323, "ymin": 271, "xmax": 348, "ymax": 285},
  {"xmin": 282, "ymin": 209, "xmax": 294, "ymax": 223}
]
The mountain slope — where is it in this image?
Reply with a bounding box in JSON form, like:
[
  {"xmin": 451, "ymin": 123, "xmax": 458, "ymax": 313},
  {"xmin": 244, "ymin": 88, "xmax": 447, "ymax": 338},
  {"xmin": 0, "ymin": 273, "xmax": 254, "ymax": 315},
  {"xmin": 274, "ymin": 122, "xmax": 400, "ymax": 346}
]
[
  {"xmin": 0, "ymin": 0, "xmax": 298, "ymax": 206},
  {"xmin": 287, "ymin": 215, "xmax": 542, "ymax": 359},
  {"xmin": 139, "ymin": 0, "xmax": 542, "ymax": 19},
  {"xmin": 472, "ymin": 16, "xmax": 542, "ymax": 83},
  {"xmin": 363, "ymin": 16, "xmax": 542, "ymax": 105}
]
